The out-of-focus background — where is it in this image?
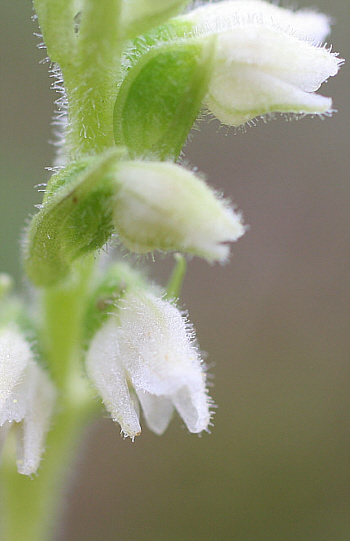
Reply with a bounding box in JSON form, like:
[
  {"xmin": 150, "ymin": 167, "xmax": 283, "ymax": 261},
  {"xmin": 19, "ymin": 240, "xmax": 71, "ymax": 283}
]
[{"xmin": 1, "ymin": 1, "xmax": 349, "ymax": 540}]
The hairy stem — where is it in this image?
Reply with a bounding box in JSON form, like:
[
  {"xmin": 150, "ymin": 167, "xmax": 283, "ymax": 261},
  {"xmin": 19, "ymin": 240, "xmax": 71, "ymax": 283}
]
[
  {"xmin": 0, "ymin": 399, "xmax": 94, "ymax": 541},
  {"xmin": 63, "ymin": 0, "xmax": 124, "ymax": 157},
  {"xmin": 1, "ymin": 258, "xmax": 98, "ymax": 541}
]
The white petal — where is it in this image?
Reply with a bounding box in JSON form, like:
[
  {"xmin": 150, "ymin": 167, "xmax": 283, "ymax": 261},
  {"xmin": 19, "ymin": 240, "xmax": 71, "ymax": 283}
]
[
  {"xmin": 0, "ymin": 326, "xmax": 32, "ymax": 414},
  {"xmin": 185, "ymin": 0, "xmax": 331, "ymax": 43},
  {"xmin": 86, "ymin": 319, "xmax": 141, "ymax": 439},
  {"xmin": 205, "ymin": 25, "xmax": 341, "ymax": 126},
  {"xmin": 117, "ymin": 292, "xmax": 211, "ymax": 433},
  {"xmin": 172, "ymin": 384, "xmax": 210, "ymax": 434},
  {"xmin": 0, "ymin": 369, "xmax": 31, "ymax": 426},
  {"xmin": 16, "ymin": 363, "xmax": 56, "ymax": 476},
  {"xmin": 290, "ymin": 10, "xmax": 332, "ymax": 43},
  {"xmin": 215, "ymin": 26, "xmax": 340, "ymax": 92},
  {"xmin": 136, "ymin": 390, "xmax": 174, "ymax": 435},
  {"xmin": 207, "ymin": 66, "xmax": 333, "ymax": 127}
]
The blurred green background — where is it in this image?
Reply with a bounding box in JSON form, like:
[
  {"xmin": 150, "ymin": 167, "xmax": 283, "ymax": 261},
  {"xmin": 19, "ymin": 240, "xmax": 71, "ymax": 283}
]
[{"xmin": 1, "ymin": 1, "xmax": 349, "ymax": 540}]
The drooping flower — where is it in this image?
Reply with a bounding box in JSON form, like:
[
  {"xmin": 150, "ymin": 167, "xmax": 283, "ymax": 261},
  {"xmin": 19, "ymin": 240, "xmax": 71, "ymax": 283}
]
[
  {"xmin": 0, "ymin": 326, "xmax": 56, "ymax": 475},
  {"xmin": 178, "ymin": 0, "xmax": 343, "ymax": 126},
  {"xmin": 86, "ymin": 290, "xmax": 211, "ymax": 438}
]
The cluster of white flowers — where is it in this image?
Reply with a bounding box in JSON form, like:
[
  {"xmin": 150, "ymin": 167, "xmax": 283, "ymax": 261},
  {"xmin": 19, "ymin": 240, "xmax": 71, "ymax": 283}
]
[
  {"xmin": 2, "ymin": 0, "xmax": 344, "ymax": 474},
  {"xmin": 86, "ymin": 0, "xmax": 342, "ymax": 439}
]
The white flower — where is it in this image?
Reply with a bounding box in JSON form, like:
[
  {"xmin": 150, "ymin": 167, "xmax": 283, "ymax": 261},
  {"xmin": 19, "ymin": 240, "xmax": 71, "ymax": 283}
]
[
  {"xmin": 86, "ymin": 291, "xmax": 211, "ymax": 438},
  {"xmin": 0, "ymin": 326, "xmax": 56, "ymax": 475},
  {"xmin": 179, "ymin": 0, "xmax": 343, "ymax": 126},
  {"xmin": 114, "ymin": 160, "xmax": 245, "ymax": 262}
]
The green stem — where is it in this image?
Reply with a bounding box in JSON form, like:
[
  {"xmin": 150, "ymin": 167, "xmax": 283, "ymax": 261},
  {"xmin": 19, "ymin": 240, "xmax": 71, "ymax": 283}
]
[
  {"xmin": 0, "ymin": 396, "xmax": 95, "ymax": 541},
  {"xmin": 0, "ymin": 260, "xmax": 98, "ymax": 541},
  {"xmin": 63, "ymin": 0, "xmax": 124, "ymax": 157},
  {"xmin": 33, "ymin": 0, "xmax": 77, "ymax": 66},
  {"xmin": 166, "ymin": 253, "xmax": 187, "ymax": 301},
  {"xmin": 41, "ymin": 257, "xmax": 94, "ymax": 389},
  {"xmin": 0, "ymin": 2, "xmax": 128, "ymax": 539}
]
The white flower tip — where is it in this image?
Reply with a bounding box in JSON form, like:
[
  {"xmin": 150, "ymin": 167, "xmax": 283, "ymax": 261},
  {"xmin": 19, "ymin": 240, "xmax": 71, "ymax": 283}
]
[
  {"xmin": 120, "ymin": 427, "xmax": 141, "ymax": 441},
  {"xmin": 0, "ymin": 326, "xmax": 32, "ymax": 412},
  {"xmin": 16, "ymin": 458, "xmax": 38, "ymax": 477},
  {"xmin": 171, "ymin": 378, "xmax": 212, "ymax": 434},
  {"xmin": 200, "ymin": 207, "xmax": 246, "ymax": 263},
  {"xmin": 117, "ymin": 413, "xmax": 142, "ymax": 440}
]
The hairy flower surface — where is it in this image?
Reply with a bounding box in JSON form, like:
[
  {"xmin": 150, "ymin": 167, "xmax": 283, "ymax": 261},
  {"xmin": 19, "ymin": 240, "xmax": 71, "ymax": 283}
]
[
  {"xmin": 180, "ymin": 0, "xmax": 343, "ymax": 125},
  {"xmin": 86, "ymin": 291, "xmax": 211, "ymax": 438},
  {"xmin": 184, "ymin": 0, "xmax": 332, "ymax": 43},
  {"xmin": 0, "ymin": 326, "xmax": 55, "ymax": 475},
  {"xmin": 114, "ymin": 160, "xmax": 245, "ymax": 262}
]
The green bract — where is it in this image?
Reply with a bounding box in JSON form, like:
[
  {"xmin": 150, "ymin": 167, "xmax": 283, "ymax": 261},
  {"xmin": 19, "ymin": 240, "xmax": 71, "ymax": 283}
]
[
  {"xmin": 113, "ymin": 37, "xmax": 215, "ymax": 160},
  {"xmin": 24, "ymin": 150, "xmax": 124, "ymax": 286}
]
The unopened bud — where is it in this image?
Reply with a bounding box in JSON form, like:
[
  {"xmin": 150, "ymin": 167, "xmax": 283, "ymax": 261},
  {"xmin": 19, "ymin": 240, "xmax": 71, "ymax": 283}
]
[
  {"xmin": 113, "ymin": 160, "xmax": 245, "ymax": 262},
  {"xmin": 25, "ymin": 151, "xmax": 244, "ymax": 286}
]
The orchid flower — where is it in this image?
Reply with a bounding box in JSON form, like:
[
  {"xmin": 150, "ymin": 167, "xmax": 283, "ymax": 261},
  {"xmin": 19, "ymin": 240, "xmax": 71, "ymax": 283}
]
[{"xmin": 86, "ymin": 290, "xmax": 211, "ymax": 438}]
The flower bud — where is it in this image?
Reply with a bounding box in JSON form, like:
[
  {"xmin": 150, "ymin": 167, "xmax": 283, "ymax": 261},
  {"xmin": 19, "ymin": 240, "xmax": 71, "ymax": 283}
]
[
  {"xmin": 113, "ymin": 160, "xmax": 245, "ymax": 262},
  {"xmin": 86, "ymin": 290, "xmax": 211, "ymax": 438}
]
